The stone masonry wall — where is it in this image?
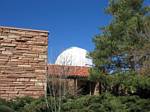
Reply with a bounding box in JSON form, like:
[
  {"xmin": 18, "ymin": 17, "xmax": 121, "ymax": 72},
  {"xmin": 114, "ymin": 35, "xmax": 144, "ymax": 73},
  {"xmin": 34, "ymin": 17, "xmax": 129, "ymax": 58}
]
[{"xmin": 0, "ymin": 26, "xmax": 48, "ymax": 100}]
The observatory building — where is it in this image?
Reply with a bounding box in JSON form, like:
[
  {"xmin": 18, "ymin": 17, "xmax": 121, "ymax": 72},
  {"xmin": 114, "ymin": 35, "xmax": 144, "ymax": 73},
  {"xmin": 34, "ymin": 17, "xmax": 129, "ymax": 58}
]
[
  {"xmin": 48, "ymin": 47, "xmax": 94, "ymax": 95},
  {"xmin": 55, "ymin": 47, "xmax": 93, "ymax": 67}
]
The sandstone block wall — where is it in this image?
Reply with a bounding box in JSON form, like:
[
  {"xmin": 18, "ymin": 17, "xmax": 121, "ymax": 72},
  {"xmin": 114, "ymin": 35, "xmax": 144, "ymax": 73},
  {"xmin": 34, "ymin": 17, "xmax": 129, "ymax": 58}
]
[{"xmin": 0, "ymin": 26, "xmax": 48, "ymax": 99}]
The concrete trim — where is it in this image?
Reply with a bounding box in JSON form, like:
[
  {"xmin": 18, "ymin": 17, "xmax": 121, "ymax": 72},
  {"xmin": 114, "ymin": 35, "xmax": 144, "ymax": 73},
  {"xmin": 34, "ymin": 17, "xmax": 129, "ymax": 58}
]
[{"xmin": 0, "ymin": 26, "xmax": 49, "ymax": 33}]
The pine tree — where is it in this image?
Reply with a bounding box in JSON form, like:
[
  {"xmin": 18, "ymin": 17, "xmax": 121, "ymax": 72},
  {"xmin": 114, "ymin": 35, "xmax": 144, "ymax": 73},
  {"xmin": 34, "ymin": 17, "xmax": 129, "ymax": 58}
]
[{"xmin": 89, "ymin": 0, "xmax": 150, "ymax": 95}]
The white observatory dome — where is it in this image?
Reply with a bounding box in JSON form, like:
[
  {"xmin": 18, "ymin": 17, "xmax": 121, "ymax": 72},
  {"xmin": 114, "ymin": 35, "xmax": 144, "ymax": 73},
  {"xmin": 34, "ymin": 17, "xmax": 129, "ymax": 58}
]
[{"xmin": 55, "ymin": 47, "xmax": 93, "ymax": 67}]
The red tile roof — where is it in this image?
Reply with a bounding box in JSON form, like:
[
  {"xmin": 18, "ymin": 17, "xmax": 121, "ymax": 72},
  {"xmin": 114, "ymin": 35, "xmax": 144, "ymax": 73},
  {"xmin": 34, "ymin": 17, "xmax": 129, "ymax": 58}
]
[{"xmin": 48, "ymin": 64, "xmax": 90, "ymax": 77}]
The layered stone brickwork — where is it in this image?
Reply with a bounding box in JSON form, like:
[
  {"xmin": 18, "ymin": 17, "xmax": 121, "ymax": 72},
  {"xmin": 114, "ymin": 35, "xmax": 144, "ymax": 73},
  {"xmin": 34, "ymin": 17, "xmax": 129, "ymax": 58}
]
[{"xmin": 0, "ymin": 26, "xmax": 48, "ymax": 100}]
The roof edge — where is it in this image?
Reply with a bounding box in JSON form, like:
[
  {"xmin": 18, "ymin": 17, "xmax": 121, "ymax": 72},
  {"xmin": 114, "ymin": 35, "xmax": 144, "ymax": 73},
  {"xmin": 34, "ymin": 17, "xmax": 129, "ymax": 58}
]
[
  {"xmin": 0, "ymin": 26, "xmax": 49, "ymax": 33},
  {"xmin": 48, "ymin": 64, "xmax": 90, "ymax": 68}
]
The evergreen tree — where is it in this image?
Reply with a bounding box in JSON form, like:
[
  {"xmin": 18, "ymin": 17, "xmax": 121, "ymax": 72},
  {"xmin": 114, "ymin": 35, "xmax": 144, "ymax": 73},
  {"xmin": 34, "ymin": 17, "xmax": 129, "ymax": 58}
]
[{"xmin": 89, "ymin": 0, "xmax": 150, "ymax": 95}]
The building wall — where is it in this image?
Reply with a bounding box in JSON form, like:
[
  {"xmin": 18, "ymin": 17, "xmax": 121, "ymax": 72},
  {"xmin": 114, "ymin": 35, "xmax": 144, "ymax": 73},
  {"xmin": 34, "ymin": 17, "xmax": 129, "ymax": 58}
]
[{"xmin": 0, "ymin": 26, "xmax": 48, "ymax": 99}]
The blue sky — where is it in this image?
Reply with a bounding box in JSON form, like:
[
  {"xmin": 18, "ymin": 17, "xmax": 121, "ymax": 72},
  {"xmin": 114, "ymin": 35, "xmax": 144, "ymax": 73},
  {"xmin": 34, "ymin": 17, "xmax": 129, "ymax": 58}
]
[{"xmin": 0, "ymin": 0, "xmax": 149, "ymax": 63}]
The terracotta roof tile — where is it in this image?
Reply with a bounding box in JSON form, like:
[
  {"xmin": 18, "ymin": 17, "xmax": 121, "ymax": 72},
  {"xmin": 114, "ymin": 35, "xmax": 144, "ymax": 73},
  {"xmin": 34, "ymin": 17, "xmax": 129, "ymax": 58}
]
[{"xmin": 48, "ymin": 64, "xmax": 90, "ymax": 77}]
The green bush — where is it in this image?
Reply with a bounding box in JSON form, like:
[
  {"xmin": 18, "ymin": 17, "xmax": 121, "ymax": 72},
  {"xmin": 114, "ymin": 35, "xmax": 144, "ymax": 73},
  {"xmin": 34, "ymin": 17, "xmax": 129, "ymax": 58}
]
[
  {"xmin": 0, "ymin": 98, "xmax": 8, "ymax": 106},
  {"xmin": 21, "ymin": 97, "xmax": 47, "ymax": 112},
  {"xmin": 8, "ymin": 96, "xmax": 34, "ymax": 112},
  {"xmin": 62, "ymin": 93, "xmax": 127, "ymax": 112},
  {"xmin": 0, "ymin": 105, "xmax": 15, "ymax": 112},
  {"xmin": 61, "ymin": 93, "xmax": 150, "ymax": 112},
  {"xmin": 119, "ymin": 96, "xmax": 150, "ymax": 112},
  {"xmin": 0, "ymin": 93, "xmax": 149, "ymax": 112}
]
